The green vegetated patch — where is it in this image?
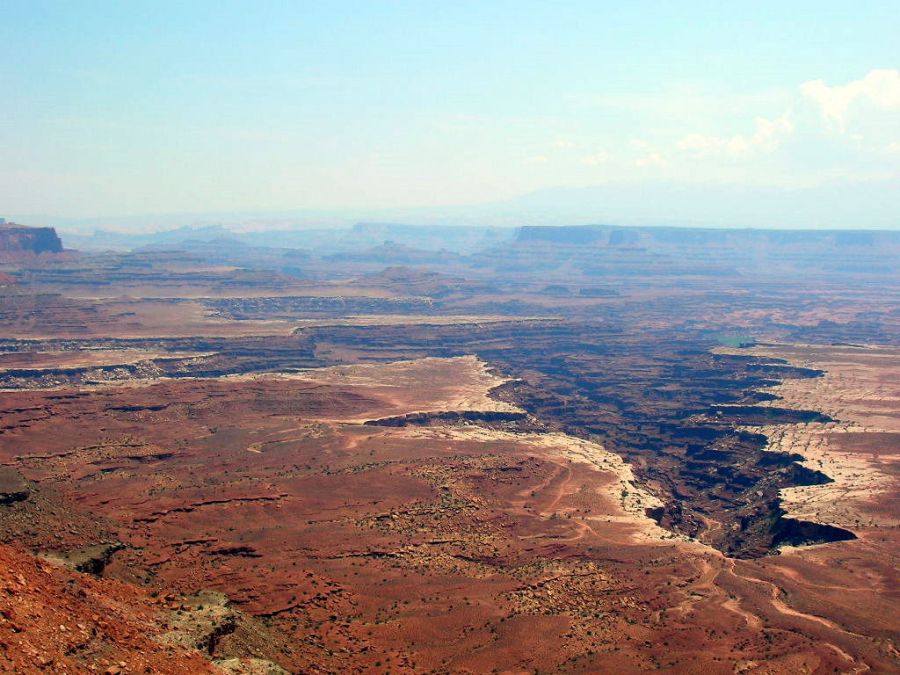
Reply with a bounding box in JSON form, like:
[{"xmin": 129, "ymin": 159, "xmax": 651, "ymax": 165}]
[{"xmin": 707, "ymin": 332, "xmax": 756, "ymax": 348}]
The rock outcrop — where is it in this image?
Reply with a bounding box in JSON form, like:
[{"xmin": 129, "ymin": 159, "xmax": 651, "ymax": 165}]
[
  {"xmin": 0, "ymin": 222, "xmax": 64, "ymax": 255},
  {"xmin": 0, "ymin": 469, "xmax": 30, "ymax": 505}
]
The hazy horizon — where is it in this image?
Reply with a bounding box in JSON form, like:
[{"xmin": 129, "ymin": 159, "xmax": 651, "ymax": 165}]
[{"xmin": 11, "ymin": 176, "xmax": 900, "ymax": 234}]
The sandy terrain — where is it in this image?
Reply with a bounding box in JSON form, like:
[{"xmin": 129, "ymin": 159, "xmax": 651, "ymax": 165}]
[
  {"xmin": 0, "ymin": 297, "xmax": 297, "ymax": 340},
  {"xmin": 292, "ymin": 314, "xmax": 552, "ymax": 328},
  {"xmin": 271, "ymin": 355, "xmax": 523, "ymax": 420},
  {"xmin": 396, "ymin": 426, "xmax": 678, "ymax": 543}
]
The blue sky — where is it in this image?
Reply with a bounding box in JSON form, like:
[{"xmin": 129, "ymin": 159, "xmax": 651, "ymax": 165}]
[{"xmin": 2, "ymin": 1, "xmax": 899, "ymax": 227}]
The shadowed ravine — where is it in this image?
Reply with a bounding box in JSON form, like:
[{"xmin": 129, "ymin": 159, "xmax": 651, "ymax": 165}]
[
  {"xmin": 482, "ymin": 357, "xmax": 857, "ymax": 559},
  {"xmin": 290, "ymin": 320, "xmax": 856, "ymax": 558},
  {"xmin": 0, "ymin": 321, "xmax": 861, "ymax": 558}
]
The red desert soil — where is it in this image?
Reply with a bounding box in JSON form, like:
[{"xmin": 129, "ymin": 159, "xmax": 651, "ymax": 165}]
[
  {"xmin": 1, "ymin": 353, "xmax": 897, "ymax": 673},
  {"xmin": 0, "ymin": 297, "xmax": 297, "ymax": 340},
  {"xmin": 0, "ymin": 543, "xmax": 217, "ymax": 674}
]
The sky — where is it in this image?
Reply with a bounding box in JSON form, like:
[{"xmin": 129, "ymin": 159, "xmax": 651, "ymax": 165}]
[{"xmin": 2, "ymin": 1, "xmax": 899, "ymax": 228}]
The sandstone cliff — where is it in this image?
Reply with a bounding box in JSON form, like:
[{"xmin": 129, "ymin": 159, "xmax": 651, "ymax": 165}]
[{"xmin": 0, "ymin": 223, "xmax": 64, "ymax": 254}]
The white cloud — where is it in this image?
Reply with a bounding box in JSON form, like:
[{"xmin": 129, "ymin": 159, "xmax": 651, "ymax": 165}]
[
  {"xmin": 676, "ymin": 112, "xmax": 793, "ymax": 157},
  {"xmin": 676, "ymin": 133, "xmax": 723, "ymax": 153},
  {"xmin": 801, "ymin": 69, "xmax": 900, "ymax": 130},
  {"xmin": 552, "ymin": 139, "xmax": 577, "ymax": 149},
  {"xmin": 583, "ymin": 151, "xmax": 611, "ymax": 165},
  {"xmin": 635, "ymin": 152, "xmax": 667, "ymax": 168}
]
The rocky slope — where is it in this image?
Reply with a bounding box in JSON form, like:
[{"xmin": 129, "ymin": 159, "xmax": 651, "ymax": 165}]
[{"xmin": 0, "ymin": 543, "xmax": 219, "ymax": 674}]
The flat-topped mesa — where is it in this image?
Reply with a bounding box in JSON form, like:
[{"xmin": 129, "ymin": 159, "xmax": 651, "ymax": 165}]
[
  {"xmin": 0, "ymin": 222, "xmax": 64, "ymax": 254},
  {"xmin": 510, "ymin": 224, "xmax": 900, "ymax": 278}
]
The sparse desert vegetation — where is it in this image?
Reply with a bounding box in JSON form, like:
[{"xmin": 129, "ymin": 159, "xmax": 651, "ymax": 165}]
[{"xmin": 1, "ymin": 222, "xmax": 897, "ymax": 673}]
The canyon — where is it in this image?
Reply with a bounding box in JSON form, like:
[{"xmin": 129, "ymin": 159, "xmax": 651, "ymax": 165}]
[{"xmin": 0, "ymin": 223, "xmax": 897, "ymax": 673}]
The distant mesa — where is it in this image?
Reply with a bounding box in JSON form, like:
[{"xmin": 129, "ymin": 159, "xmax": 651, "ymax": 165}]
[
  {"xmin": 0, "ymin": 221, "xmax": 64, "ymax": 255},
  {"xmin": 325, "ymin": 241, "xmax": 462, "ymax": 265},
  {"xmin": 517, "ymin": 224, "xmax": 616, "ymax": 246},
  {"xmin": 510, "ymin": 223, "xmax": 900, "ymax": 277},
  {"xmin": 515, "ymin": 223, "xmax": 900, "ymax": 249}
]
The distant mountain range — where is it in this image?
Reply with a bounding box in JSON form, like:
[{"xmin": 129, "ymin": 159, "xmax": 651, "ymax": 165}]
[{"xmin": 13, "ymin": 177, "xmax": 900, "ymax": 235}]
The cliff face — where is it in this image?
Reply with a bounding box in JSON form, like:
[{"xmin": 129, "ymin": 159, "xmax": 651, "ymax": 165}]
[{"xmin": 0, "ymin": 223, "xmax": 64, "ymax": 254}]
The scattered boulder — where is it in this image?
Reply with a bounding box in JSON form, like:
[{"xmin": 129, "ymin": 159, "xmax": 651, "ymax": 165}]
[
  {"xmin": 0, "ymin": 468, "xmax": 30, "ymax": 505},
  {"xmin": 214, "ymin": 657, "xmax": 291, "ymax": 675},
  {"xmin": 40, "ymin": 542, "xmax": 125, "ymax": 575}
]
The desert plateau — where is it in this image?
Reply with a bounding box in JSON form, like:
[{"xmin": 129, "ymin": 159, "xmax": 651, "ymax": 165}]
[{"xmin": 0, "ymin": 221, "xmax": 897, "ymax": 673}]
